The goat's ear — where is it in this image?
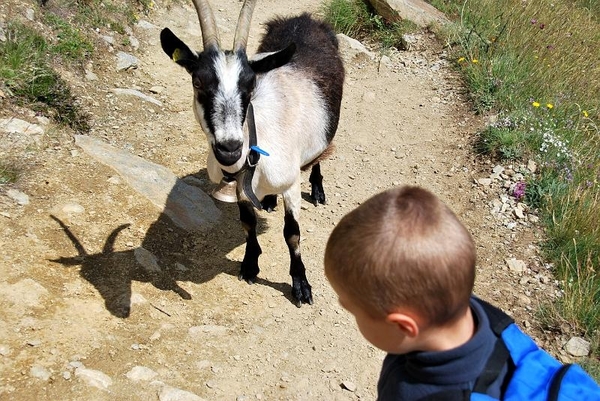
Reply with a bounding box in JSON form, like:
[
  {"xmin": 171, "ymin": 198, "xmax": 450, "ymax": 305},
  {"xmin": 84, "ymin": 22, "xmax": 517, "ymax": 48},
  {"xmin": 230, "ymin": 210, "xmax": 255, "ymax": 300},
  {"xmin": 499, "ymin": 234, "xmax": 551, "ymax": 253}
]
[
  {"xmin": 160, "ymin": 28, "xmax": 198, "ymax": 73},
  {"xmin": 250, "ymin": 43, "xmax": 296, "ymax": 73}
]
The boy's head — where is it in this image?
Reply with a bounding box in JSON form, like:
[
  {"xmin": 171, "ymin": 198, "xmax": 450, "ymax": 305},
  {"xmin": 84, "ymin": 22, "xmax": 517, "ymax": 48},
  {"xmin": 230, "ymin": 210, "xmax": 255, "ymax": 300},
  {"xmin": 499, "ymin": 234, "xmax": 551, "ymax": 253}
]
[{"xmin": 324, "ymin": 186, "xmax": 476, "ymax": 335}]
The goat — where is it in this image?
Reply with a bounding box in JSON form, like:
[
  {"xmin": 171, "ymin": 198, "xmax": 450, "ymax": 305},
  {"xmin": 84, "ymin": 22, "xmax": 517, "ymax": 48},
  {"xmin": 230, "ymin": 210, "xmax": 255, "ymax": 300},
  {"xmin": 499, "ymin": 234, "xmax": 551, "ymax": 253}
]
[{"xmin": 160, "ymin": 0, "xmax": 344, "ymax": 306}]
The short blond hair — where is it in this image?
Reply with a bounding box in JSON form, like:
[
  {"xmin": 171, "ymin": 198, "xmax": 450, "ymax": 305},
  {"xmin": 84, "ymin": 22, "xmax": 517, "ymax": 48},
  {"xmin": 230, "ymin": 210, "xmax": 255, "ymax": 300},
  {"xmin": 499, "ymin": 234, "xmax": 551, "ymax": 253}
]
[{"xmin": 324, "ymin": 186, "xmax": 475, "ymax": 327}]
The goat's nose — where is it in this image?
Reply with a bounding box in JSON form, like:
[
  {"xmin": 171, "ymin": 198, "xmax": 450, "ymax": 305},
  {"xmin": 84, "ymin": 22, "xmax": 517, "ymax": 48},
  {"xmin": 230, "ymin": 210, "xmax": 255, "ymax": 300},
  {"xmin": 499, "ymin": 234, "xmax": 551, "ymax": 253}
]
[
  {"xmin": 216, "ymin": 140, "xmax": 242, "ymax": 153},
  {"xmin": 214, "ymin": 140, "xmax": 243, "ymax": 166}
]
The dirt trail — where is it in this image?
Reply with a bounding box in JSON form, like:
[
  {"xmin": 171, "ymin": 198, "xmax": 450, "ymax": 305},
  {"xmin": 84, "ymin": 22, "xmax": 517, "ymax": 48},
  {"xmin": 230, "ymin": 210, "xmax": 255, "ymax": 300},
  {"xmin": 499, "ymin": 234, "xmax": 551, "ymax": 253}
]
[{"xmin": 0, "ymin": 0, "xmax": 550, "ymax": 399}]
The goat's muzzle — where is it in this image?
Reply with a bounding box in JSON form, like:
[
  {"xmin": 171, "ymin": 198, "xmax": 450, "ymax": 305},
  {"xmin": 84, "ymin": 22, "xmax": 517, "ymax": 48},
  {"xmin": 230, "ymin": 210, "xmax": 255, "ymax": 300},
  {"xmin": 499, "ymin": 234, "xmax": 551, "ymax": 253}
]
[{"xmin": 214, "ymin": 140, "xmax": 243, "ymax": 166}]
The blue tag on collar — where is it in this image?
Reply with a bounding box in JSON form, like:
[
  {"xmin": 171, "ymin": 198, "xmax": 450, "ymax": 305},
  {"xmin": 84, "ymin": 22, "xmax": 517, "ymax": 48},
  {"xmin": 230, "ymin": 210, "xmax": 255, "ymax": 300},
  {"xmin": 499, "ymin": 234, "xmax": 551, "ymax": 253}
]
[{"xmin": 250, "ymin": 145, "xmax": 270, "ymax": 156}]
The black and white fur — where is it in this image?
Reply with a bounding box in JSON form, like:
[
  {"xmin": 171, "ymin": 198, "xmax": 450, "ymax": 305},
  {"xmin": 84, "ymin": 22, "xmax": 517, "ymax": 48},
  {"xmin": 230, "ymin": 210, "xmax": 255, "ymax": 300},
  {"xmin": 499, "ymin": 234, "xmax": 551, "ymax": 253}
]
[{"xmin": 160, "ymin": 0, "xmax": 344, "ymax": 305}]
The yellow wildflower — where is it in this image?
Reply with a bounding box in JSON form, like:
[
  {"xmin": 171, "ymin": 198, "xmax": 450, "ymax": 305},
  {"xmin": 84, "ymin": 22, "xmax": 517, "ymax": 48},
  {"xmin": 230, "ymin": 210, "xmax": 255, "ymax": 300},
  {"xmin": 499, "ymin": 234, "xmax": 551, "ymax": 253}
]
[
  {"xmin": 546, "ymin": 103, "xmax": 553, "ymax": 109},
  {"xmin": 472, "ymin": 59, "xmax": 479, "ymax": 63},
  {"xmin": 458, "ymin": 57, "xmax": 466, "ymax": 63},
  {"xmin": 583, "ymin": 110, "xmax": 589, "ymax": 118},
  {"xmin": 532, "ymin": 101, "xmax": 541, "ymax": 108}
]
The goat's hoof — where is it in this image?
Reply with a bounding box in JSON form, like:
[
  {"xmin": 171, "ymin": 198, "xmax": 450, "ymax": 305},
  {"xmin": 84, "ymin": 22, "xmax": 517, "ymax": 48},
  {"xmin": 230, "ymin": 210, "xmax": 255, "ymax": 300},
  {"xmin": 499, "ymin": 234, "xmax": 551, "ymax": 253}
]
[
  {"xmin": 238, "ymin": 274, "xmax": 256, "ymax": 285},
  {"xmin": 292, "ymin": 278, "xmax": 313, "ymax": 307},
  {"xmin": 310, "ymin": 191, "xmax": 326, "ymax": 206}
]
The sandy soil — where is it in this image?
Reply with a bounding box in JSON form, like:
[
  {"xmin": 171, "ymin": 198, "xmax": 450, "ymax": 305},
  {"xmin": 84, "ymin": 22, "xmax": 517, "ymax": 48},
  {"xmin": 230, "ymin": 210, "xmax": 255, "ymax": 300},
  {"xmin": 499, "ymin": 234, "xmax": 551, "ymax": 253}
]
[{"xmin": 0, "ymin": 0, "xmax": 556, "ymax": 399}]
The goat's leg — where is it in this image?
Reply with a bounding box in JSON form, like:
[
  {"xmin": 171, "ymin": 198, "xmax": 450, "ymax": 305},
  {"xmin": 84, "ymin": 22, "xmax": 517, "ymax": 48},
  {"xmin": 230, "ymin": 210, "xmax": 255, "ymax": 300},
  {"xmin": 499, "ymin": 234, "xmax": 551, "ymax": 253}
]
[
  {"xmin": 282, "ymin": 181, "xmax": 313, "ymax": 306},
  {"xmin": 238, "ymin": 200, "xmax": 261, "ymax": 284},
  {"xmin": 309, "ymin": 163, "xmax": 326, "ymax": 205},
  {"xmin": 261, "ymin": 194, "xmax": 278, "ymax": 212}
]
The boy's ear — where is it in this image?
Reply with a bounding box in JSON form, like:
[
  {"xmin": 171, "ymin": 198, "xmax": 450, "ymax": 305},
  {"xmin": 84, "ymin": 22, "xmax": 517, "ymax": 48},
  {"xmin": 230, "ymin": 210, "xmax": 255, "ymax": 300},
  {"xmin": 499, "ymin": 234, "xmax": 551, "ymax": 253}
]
[
  {"xmin": 160, "ymin": 28, "xmax": 199, "ymax": 73},
  {"xmin": 386, "ymin": 312, "xmax": 420, "ymax": 337},
  {"xmin": 249, "ymin": 43, "xmax": 296, "ymax": 73}
]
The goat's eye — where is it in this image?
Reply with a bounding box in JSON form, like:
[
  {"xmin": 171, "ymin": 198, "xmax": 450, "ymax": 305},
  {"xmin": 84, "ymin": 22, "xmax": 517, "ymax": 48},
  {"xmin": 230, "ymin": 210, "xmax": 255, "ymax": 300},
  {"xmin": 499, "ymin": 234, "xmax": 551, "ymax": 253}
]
[{"xmin": 192, "ymin": 77, "xmax": 203, "ymax": 90}]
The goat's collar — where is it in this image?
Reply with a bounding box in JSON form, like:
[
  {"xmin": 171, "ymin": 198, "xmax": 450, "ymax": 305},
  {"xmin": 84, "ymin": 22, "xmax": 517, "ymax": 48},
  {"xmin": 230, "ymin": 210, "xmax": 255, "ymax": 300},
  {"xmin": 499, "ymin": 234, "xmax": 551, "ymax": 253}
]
[{"xmin": 221, "ymin": 102, "xmax": 263, "ymax": 210}]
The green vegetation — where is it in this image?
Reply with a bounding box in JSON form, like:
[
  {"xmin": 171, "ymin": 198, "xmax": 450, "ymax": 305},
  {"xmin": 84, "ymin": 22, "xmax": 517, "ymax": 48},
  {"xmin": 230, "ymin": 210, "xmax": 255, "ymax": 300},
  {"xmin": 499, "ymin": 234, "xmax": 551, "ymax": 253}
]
[
  {"xmin": 0, "ymin": 21, "xmax": 90, "ymax": 132},
  {"xmin": 0, "ymin": 160, "xmax": 20, "ymax": 184},
  {"xmin": 434, "ymin": 0, "xmax": 600, "ymax": 375},
  {"xmin": 320, "ymin": 0, "xmax": 418, "ymax": 51}
]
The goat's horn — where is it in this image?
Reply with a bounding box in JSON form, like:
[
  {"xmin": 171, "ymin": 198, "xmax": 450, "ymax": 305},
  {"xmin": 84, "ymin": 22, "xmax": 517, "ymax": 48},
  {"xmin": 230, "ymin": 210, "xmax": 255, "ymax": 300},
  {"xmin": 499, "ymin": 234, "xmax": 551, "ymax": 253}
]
[
  {"xmin": 233, "ymin": 0, "xmax": 257, "ymax": 51},
  {"xmin": 191, "ymin": 0, "xmax": 220, "ymax": 50}
]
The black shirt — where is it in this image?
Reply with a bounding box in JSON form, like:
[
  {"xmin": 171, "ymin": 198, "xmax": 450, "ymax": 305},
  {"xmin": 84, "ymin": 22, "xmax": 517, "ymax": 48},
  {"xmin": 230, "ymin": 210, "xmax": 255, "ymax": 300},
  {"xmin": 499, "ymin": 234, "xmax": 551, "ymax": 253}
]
[{"xmin": 377, "ymin": 297, "xmax": 507, "ymax": 400}]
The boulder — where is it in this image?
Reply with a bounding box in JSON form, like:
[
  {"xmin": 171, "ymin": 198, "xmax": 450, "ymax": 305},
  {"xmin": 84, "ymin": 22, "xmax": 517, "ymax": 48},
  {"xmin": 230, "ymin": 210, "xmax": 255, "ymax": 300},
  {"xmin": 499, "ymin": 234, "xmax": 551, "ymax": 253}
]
[{"xmin": 366, "ymin": 0, "xmax": 449, "ymax": 27}]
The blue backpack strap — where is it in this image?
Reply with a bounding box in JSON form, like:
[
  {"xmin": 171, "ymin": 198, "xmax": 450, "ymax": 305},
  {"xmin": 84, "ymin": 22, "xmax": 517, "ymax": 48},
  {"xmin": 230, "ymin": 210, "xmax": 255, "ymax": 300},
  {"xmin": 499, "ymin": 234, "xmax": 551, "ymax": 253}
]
[{"xmin": 548, "ymin": 363, "xmax": 600, "ymax": 401}]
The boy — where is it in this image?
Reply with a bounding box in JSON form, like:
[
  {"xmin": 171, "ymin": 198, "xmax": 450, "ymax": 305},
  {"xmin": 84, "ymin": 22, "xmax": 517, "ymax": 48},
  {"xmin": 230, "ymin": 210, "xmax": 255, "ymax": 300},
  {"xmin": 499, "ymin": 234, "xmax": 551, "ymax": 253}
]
[{"xmin": 324, "ymin": 185, "xmax": 599, "ymax": 400}]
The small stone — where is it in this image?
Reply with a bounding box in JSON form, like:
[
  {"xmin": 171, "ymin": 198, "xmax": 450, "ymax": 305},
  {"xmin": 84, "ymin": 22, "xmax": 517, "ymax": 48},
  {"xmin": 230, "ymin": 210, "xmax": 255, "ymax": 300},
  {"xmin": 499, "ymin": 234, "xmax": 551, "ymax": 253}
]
[
  {"xmin": 30, "ymin": 365, "xmax": 51, "ymax": 380},
  {"xmin": 0, "ymin": 118, "xmax": 44, "ymax": 135},
  {"xmin": 341, "ymin": 381, "xmax": 357, "ymax": 392},
  {"xmin": 134, "ymin": 247, "xmax": 161, "ymax": 273},
  {"xmin": 85, "ymin": 70, "xmax": 98, "ymax": 81},
  {"xmin": 116, "ymin": 51, "xmax": 139, "ymax": 71},
  {"xmin": 126, "ymin": 366, "xmax": 158, "ymax": 381},
  {"xmin": 506, "ymin": 258, "xmax": 526, "ymax": 272},
  {"xmin": 75, "ymin": 367, "xmax": 113, "ymax": 390},
  {"xmin": 62, "ymin": 202, "xmax": 85, "ymax": 214},
  {"xmin": 63, "ymin": 371, "xmax": 71, "ymax": 380},
  {"xmin": 477, "ymin": 178, "xmax": 492, "ymax": 186},
  {"xmin": 149, "ymin": 86, "xmax": 164, "ymax": 94},
  {"xmin": 0, "ymin": 345, "xmax": 10, "ymax": 356},
  {"xmin": 527, "ymin": 159, "xmax": 537, "ymax": 173},
  {"xmin": 158, "ymin": 384, "xmax": 207, "ymax": 401},
  {"xmin": 514, "ymin": 207, "xmax": 525, "ymax": 219},
  {"xmin": 564, "ymin": 337, "xmax": 590, "ymax": 357},
  {"xmin": 7, "ymin": 189, "xmax": 30, "ymax": 206},
  {"xmin": 25, "ymin": 8, "xmax": 35, "ymax": 21},
  {"xmin": 107, "ymin": 176, "xmax": 121, "ymax": 184}
]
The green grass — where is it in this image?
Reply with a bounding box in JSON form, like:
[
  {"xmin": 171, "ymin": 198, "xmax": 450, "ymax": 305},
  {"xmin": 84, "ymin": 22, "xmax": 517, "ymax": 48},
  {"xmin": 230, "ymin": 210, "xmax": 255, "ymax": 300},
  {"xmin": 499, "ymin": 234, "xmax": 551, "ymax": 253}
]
[
  {"xmin": 320, "ymin": 0, "xmax": 418, "ymax": 51},
  {"xmin": 0, "ymin": 22, "xmax": 90, "ymax": 132},
  {"xmin": 0, "ymin": 160, "xmax": 20, "ymax": 184},
  {"xmin": 0, "ymin": 0, "xmax": 154, "ymax": 133},
  {"xmin": 433, "ymin": 0, "xmax": 600, "ymax": 376}
]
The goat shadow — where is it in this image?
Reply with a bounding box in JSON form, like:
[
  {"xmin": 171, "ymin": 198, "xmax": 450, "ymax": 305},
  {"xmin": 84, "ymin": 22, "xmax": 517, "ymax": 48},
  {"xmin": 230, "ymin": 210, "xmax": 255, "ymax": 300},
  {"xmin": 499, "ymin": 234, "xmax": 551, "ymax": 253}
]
[{"xmin": 50, "ymin": 169, "xmax": 294, "ymax": 318}]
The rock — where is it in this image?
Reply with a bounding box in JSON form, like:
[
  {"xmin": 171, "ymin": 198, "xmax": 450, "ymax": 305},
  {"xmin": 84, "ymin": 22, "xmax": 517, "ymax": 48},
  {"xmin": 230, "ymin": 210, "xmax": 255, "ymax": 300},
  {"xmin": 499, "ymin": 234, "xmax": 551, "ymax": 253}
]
[
  {"xmin": 30, "ymin": 365, "xmax": 51, "ymax": 380},
  {"xmin": 126, "ymin": 366, "xmax": 158, "ymax": 381},
  {"xmin": 75, "ymin": 367, "xmax": 113, "ymax": 390},
  {"xmin": 564, "ymin": 337, "xmax": 590, "ymax": 357},
  {"xmin": 112, "ymin": 88, "xmax": 163, "ymax": 106},
  {"xmin": 61, "ymin": 202, "xmax": 85, "ymax": 214},
  {"xmin": 116, "ymin": 51, "xmax": 139, "ymax": 71},
  {"xmin": 25, "ymin": 8, "xmax": 35, "ymax": 21},
  {"xmin": 129, "ymin": 35, "xmax": 140, "ymax": 50},
  {"xmin": 336, "ymin": 34, "xmax": 375, "ymax": 62},
  {"xmin": 341, "ymin": 381, "xmax": 357, "ymax": 392},
  {"xmin": 101, "ymin": 35, "xmax": 115, "ymax": 45},
  {"xmin": 514, "ymin": 206, "xmax": 525, "ymax": 219},
  {"xmin": 7, "ymin": 189, "xmax": 30, "ymax": 206},
  {"xmin": 74, "ymin": 135, "xmax": 221, "ymax": 231},
  {"xmin": 85, "ymin": 70, "xmax": 98, "ymax": 81},
  {"xmin": 505, "ymin": 258, "xmax": 526, "ymax": 272},
  {"xmin": 366, "ymin": 0, "xmax": 449, "ymax": 28},
  {"xmin": 136, "ymin": 20, "xmax": 158, "ymax": 30},
  {"xmin": 0, "ymin": 118, "xmax": 44, "ymax": 136},
  {"xmin": 134, "ymin": 247, "xmax": 161, "ymax": 274},
  {"xmin": 477, "ymin": 178, "xmax": 492, "ymax": 186},
  {"xmin": 158, "ymin": 384, "xmax": 207, "ymax": 401},
  {"xmin": 149, "ymin": 86, "xmax": 165, "ymax": 94},
  {"xmin": 0, "ymin": 345, "xmax": 11, "ymax": 356},
  {"xmin": 0, "ymin": 278, "xmax": 48, "ymax": 307},
  {"xmin": 527, "ymin": 159, "xmax": 537, "ymax": 173}
]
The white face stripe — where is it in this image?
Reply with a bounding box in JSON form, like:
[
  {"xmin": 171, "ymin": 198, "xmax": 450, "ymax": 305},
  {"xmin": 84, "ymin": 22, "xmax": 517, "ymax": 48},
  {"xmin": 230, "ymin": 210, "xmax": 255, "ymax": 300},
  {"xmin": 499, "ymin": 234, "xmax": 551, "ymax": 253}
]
[{"xmin": 211, "ymin": 53, "xmax": 245, "ymax": 143}]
